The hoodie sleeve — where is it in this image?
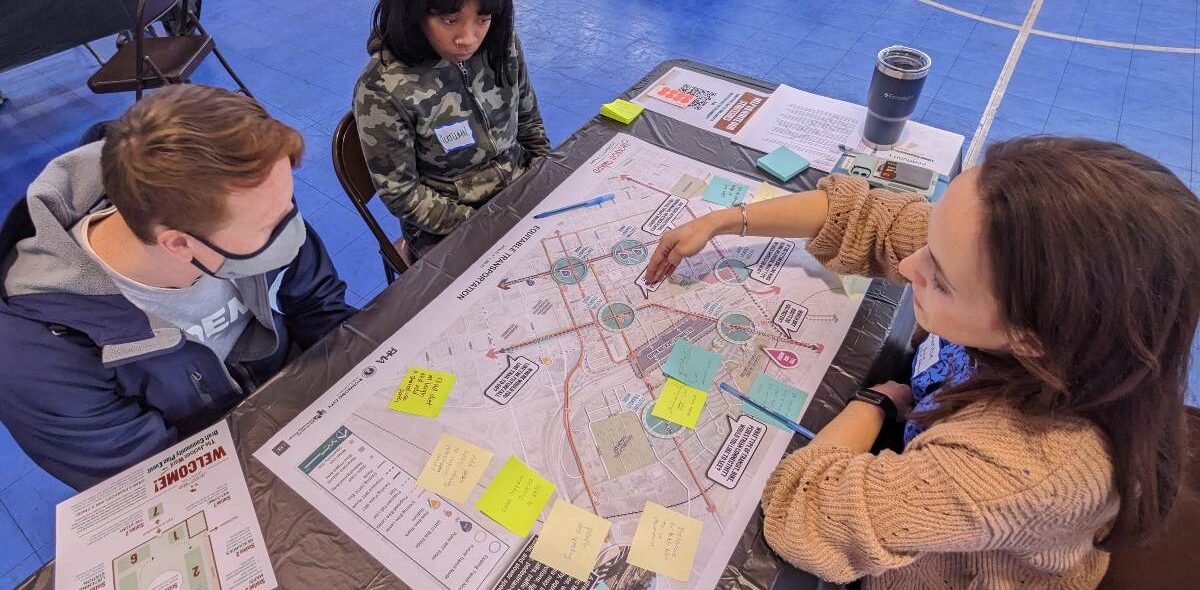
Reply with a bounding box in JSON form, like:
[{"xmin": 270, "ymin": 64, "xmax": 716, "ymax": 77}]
[
  {"xmin": 276, "ymin": 221, "xmax": 356, "ymax": 350},
  {"xmin": 0, "ymin": 319, "xmax": 177, "ymax": 490}
]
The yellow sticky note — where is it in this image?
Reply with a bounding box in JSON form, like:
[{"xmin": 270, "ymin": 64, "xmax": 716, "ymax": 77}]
[
  {"xmin": 415, "ymin": 434, "xmax": 493, "ymax": 503},
  {"xmin": 387, "ymin": 367, "xmax": 456, "ymax": 417},
  {"xmin": 475, "ymin": 456, "xmax": 556, "ymax": 537},
  {"xmin": 650, "ymin": 378, "xmax": 708, "ymax": 429},
  {"xmin": 530, "ymin": 500, "xmax": 611, "ymax": 581},
  {"xmin": 840, "ymin": 274, "xmax": 871, "ymax": 300},
  {"xmin": 600, "ymin": 99, "xmax": 644, "ymax": 124},
  {"xmin": 753, "ymin": 183, "xmax": 789, "ymax": 202},
  {"xmin": 627, "ymin": 501, "xmax": 703, "ymax": 581}
]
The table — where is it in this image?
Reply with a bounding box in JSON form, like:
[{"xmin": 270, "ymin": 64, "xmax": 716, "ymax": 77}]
[
  {"xmin": 19, "ymin": 59, "xmax": 947, "ymax": 589},
  {"xmin": 0, "ymin": 0, "xmax": 143, "ymax": 73}
]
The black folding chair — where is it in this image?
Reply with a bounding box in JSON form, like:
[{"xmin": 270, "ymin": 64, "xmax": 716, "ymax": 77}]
[
  {"xmin": 87, "ymin": 0, "xmax": 249, "ymax": 100},
  {"xmin": 332, "ymin": 112, "xmax": 415, "ymax": 284}
]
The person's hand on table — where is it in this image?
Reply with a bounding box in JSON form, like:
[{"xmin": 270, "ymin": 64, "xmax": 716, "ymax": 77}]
[
  {"xmin": 645, "ymin": 213, "xmax": 728, "ymax": 283},
  {"xmin": 867, "ymin": 380, "xmax": 913, "ymax": 421}
]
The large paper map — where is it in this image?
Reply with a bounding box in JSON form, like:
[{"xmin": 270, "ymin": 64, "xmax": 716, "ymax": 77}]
[{"xmin": 255, "ymin": 134, "xmax": 865, "ymax": 590}]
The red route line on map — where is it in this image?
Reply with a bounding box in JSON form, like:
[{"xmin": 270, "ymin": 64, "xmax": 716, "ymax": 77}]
[
  {"xmin": 542, "ymin": 238, "xmax": 602, "ymax": 515},
  {"xmin": 499, "ymin": 238, "xmax": 660, "ymax": 289}
]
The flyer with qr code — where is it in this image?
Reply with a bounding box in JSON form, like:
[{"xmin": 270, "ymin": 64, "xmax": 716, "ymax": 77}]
[{"xmin": 634, "ymin": 67, "xmax": 768, "ymax": 138}]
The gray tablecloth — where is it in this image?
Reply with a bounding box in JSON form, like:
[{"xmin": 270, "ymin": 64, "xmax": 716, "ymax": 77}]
[
  {"xmin": 0, "ymin": 0, "xmax": 140, "ymax": 73},
  {"xmin": 20, "ymin": 60, "xmax": 943, "ymax": 590}
]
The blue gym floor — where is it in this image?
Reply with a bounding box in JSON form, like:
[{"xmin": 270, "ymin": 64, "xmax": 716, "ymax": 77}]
[{"xmin": 0, "ymin": 0, "xmax": 1198, "ymax": 582}]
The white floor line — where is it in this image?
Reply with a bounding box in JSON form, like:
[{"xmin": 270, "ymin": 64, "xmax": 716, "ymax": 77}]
[
  {"xmin": 962, "ymin": 0, "xmax": 1044, "ymax": 168},
  {"xmin": 916, "ymin": 0, "xmax": 1200, "ymax": 54}
]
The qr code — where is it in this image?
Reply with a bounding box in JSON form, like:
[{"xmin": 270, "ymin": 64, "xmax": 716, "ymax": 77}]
[{"xmin": 679, "ymin": 84, "xmax": 717, "ymax": 111}]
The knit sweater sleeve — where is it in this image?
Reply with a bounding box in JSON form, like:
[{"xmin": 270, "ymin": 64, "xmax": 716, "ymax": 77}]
[
  {"xmin": 759, "ymin": 406, "xmax": 1117, "ymax": 584},
  {"xmin": 760, "ymin": 444, "xmax": 989, "ymax": 583},
  {"xmin": 807, "ymin": 174, "xmax": 931, "ymax": 283}
]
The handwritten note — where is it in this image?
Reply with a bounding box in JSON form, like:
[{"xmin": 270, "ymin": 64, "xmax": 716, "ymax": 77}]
[
  {"xmin": 662, "ymin": 338, "xmax": 723, "ymax": 391},
  {"xmin": 650, "ymin": 378, "xmax": 708, "ymax": 429},
  {"xmin": 530, "ymin": 500, "xmax": 611, "ymax": 581},
  {"xmin": 388, "ymin": 367, "xmax": 456, "ymax": 417},
  {"xmin": 744, "ymin": 373, "xmax": 810, "ymax": 430},
  {"xmin": 476, "ymin": 456, "xmax": 556, "ymax": 537},
  {"xmin": 627, "ymin": 501, "xmax": 703, "ymax": 581},
  {"xmin": 702, "ymin": 177, "xmax": 749, "ymax": 207},
  {"xmin": 415, "ymin": 434, "xmax": 493, "ymax": 502}
]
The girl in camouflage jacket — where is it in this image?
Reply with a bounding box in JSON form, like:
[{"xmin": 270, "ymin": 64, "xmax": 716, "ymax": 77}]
[{"xmin": 354, "ymin": 0, "xmax": 550, "ymax": 252}]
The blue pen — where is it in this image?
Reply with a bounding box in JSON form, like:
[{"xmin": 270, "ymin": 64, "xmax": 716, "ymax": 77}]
[
  {"xmin": 533, "ymin": 194, "xmax": 615, "ymax": 219},
  {"xmin": 718, "ymin": 382, "xmax": 817, "ymax": 439}
]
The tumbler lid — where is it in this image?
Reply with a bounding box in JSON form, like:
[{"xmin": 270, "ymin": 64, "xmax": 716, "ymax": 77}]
[{"xmin": 876, "ymin": 46, "xmax": 931, "ymax": 80}]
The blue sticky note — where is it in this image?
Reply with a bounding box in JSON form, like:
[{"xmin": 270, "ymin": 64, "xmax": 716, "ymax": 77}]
[
  {"xmin": 662, "ymin": 339, "xmax": 723, "ymax": 390},
  {"xmin": 743, "ymin": 374, "xmax": 810, "ymax": 430},
  {"xmin": 756, "ymin": 146, "xmax": 810, "ymax": 182},
  {"xmin": 594, "ymin": 582, "xmax": 612, "ymax": 590},
  {"xmin": 702, "ymin": 177, "xmax": 749, "ymax": 207}
]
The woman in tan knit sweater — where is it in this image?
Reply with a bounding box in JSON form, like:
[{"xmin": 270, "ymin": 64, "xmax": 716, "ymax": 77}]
[{"xmin": 645, "ymin": 137, "xmax": 1200, "ymax": 589}]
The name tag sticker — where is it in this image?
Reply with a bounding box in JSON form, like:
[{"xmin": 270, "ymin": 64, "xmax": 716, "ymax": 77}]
[
  {"xmin": 434, "ymin": 119, "xmax": 476, "ymax": 152},
  {"xmin": 913, "ymin": 334, "xmax": 941, "ymax": 375}
]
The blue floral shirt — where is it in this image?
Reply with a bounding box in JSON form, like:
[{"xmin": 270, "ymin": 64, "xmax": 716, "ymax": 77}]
[{"xmin": 904, "ymin": 334, "xmax": 976, "ymax": 445}]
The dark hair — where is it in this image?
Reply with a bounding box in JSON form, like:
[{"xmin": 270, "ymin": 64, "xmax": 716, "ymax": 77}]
[
  {"xmin": 369, "ymin": 0, "xmax": 514, "ymax": 86},
  {"xmin": 914, "ymin": 136, "xmax": 1200, "ymax": 550}
]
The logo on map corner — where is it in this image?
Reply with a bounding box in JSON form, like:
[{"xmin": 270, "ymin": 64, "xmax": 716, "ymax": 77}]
[{"xmin": 271, "ymin": 441, "xmax": 290, "ymax": 456}]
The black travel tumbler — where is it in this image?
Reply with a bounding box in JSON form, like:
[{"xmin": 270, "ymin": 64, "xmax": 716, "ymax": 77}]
[{"xmin": 863, "ymin": 46, "xmax": 932, "ymax": 149}]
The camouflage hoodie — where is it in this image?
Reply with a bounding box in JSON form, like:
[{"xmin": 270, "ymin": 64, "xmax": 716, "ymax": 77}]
[{"xmin": 354, "ymin": 36, "xmax": 550, "ymax": 236}]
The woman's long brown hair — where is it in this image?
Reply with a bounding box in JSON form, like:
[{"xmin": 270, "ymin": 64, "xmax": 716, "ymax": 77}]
[{"xmin": 912, "ymin": 136, "xmax": 1200, "ymax": 550}]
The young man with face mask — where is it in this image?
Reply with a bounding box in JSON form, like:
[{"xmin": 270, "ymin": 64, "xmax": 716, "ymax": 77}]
[{"xmin": 0, "ymin": 85, "xmax": 355, "ymax": 489}]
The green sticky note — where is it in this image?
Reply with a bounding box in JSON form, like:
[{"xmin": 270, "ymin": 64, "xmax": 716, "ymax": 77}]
[
  {"xmin": 600, "ymin": 99, "xmax": 644, "ymax": 124},
  {"xmin": 475, "ymin": 456, "xmax": 556, "ymax": 537},
  {"xmin": 702, "ymin": 177, "xmax": 749, "ymax": 207},
  {"xmin": 756, "ymin": 146, "xmax": 810, "ymax": 182},
  {"xmin": 651, "ymin": 378, "xmax": 709, "ymax": 429},
  {"xmin": 387, "ymin": 367, "xmax": 456, "ymax": 417},
  {"xmin": 743, "ymin": 373, "xmax": 809, "ymax": 430},
  {"xmin": 661, "ymin": 339, "xmax": 723, "ymax": 390}
]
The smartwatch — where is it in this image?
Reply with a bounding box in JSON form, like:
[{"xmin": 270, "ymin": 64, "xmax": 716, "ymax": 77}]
[{"xmin": 852, "ymin": 387, "xmax": 898, "ymax": 422}]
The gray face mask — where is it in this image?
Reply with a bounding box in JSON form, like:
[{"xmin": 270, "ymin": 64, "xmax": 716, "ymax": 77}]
[{"xmin": 190, "ymin": 205, "xmax": 306, "ymax": 280}]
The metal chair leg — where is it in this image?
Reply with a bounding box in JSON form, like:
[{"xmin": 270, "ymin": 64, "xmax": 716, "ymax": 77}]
[
  {"xmin": 82, "ymin": 43, "xmax": 105, "ymax": 66},
  {"xmin": 382, "ymin": 252, "xmax": 397, "ymax": 284}
]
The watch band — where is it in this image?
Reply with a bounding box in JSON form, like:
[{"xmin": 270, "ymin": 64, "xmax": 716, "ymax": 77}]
[{"xmin": 853, "ymin": 387, "xmax": 898, "ymax": 422}]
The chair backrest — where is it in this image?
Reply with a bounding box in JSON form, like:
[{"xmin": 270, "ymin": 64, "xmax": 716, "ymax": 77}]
[
  {"xmin": 1097, "ymin": 405, "xmax": 1200, "ymax": 589},
  {"xmin": 331, "ymin": 112, "xmax": 409, "ymax": 275}
]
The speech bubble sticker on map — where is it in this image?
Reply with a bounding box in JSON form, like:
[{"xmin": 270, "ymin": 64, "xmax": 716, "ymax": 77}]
[
  {"xmin": 634, "ymin": 267, "xmax": 664, "ymax": 299},
  {"xmin": 771, "ymin": 300, "xmax": 808, "ymax": 337},
  {"xmin": 747, "ymin": 238, "xmax": 795, "ymax": 285},
  {"xmin": 485, "ymin": 355, "xmax": 540, "ymax": 405},
  {"xmin": 641, "ymin": 196, "xmax": 686, "ymax": 236},
  {"xmin": 388, "ymin": 367, "xmax": 456, "ymax": 418},
  {"xmin": 706, "ymin": 415, "xmax": 767, "ymax": 489},
  {"xmin": 476, "ymin": 456, "xmax": 556, "ymax": 537}
]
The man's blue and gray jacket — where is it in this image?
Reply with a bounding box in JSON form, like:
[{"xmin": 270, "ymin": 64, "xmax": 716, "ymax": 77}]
[{"xmin": 0, "ymin": 142, "xmax": 356, "ymax": 489}]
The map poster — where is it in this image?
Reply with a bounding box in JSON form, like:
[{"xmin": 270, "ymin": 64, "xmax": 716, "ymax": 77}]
[
  {"xmin": 633, "ymin": 67, "xmax": 768, "ymax": 138},
  {"xmin": 255, "ymin": 133, "xmax": 865, "ymax": 590},
  {"xmin": 56, "ymin": 422, "xmax": 276, "ymax": 590}
]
